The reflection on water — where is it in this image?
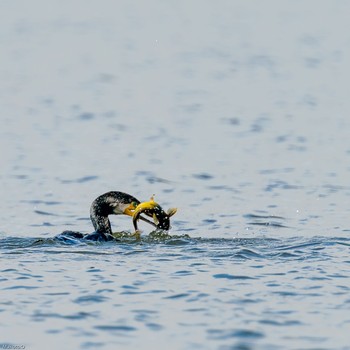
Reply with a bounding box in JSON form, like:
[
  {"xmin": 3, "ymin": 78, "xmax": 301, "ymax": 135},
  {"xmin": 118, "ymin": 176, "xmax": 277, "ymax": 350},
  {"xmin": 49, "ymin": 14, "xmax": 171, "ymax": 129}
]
[{"xmin": 1, "ymin": 0, "xmax": 350, "ymax": 349}]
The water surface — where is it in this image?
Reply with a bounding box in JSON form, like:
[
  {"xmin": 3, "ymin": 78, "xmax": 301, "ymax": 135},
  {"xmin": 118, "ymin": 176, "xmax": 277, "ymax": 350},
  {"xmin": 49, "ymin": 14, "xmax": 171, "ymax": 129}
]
[
  {"xmin": 1, "ymin": 1, "xmax": 350, "ymax": 349},
  {"xmin": 1, "ymin": 234, "xmax": 350, "ymax": 350}
]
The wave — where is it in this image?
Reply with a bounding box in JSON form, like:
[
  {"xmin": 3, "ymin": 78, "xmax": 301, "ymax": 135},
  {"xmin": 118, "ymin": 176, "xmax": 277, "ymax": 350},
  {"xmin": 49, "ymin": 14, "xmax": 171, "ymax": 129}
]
[{"xmin": 1, "ymin": 233, "xmax": 349, "ymax": 263}]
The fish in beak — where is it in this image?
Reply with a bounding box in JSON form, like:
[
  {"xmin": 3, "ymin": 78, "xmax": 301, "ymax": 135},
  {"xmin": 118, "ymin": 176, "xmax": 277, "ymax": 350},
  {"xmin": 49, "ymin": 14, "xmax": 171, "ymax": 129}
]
[{"xmin": 132, "ymin": 197, "xmax": 177, "ymax": 231}]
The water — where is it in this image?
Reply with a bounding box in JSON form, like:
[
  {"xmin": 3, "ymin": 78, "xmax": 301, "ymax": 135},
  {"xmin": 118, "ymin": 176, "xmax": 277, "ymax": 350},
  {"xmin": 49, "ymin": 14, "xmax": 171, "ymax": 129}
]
[
  {"xmin": 1, "ymin": 1, "xmax": 350, "ymax": 349},
  {"xmin": 1, "ymin": 236, "xmax": 350, "ymax": 350}
]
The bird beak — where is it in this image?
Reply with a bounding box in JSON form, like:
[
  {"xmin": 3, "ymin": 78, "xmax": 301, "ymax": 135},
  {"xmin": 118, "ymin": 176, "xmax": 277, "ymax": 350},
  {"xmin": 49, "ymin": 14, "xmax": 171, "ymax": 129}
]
[{"xmin": 123, "ymin": 202, "xmax": 137, "ymax": 217}]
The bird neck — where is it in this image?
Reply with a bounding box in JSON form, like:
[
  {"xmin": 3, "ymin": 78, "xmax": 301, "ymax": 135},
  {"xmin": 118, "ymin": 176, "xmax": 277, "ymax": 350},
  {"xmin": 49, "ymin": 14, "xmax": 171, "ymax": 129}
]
[
  {"xmin": 90, "ymin": 213, "xmax": 112, "ymax": 235},
  {"xmin": 90, "ymin": 200, "xmax": 113, "ymax": 235}
]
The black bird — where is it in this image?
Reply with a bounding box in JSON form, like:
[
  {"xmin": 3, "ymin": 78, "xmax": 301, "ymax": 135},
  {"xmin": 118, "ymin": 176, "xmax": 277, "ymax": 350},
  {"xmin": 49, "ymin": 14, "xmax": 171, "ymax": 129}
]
[{"xmin": 56, "ymin": 191, "xmax": 176, "ymax": 242}]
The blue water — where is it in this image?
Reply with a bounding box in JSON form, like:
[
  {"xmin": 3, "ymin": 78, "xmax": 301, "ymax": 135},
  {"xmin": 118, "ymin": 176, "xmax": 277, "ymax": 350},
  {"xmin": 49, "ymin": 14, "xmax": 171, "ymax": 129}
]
[
  {"xmin": 1, "ymin": 1, "xmax": 350, "ymax": 349},
  {"xmin": 2, "ymin": 235, "xmax": 350, "ymax": 349}
]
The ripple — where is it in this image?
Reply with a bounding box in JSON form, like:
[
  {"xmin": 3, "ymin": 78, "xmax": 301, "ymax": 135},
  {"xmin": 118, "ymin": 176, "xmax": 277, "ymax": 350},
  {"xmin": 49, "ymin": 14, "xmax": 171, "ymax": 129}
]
[
  {"xmin": 61, "ymin": 175, "xmax": 99, "ymax": 183},
  {"xmin": 213, "ymin": 274, "xmax": 256, "ymax": 280},
  {"xmin": 3, "ymin": 285, "xmax": 39, "ymax": 290},
  {"xmin": 164, "ymin": 293, "xmax": 190, "ymax": 299},
  {"xmin": 146, "ymin": 323, "xmax": 163, "ymax": 331},
  {"xmin": 73, "ymin": 295, "xmax": 109, "ymax": 304},
  {"xmin": 1, "ymin": 235, "xmax": 349, "ymax": 266},
  {"xmin": 264, "ymin": 180, "xmax": 302, "ymax": 192},
  {"xmin": 94, "ymin": 325, "xmax": 136, "ymax": 332},
  {"xmin": 21, "ymin": 199, "xmax": 62, "ymax": 205},
  {"xmin": 32, "ymin": 311, "xmax": 96, "ymax": 321},
  {"xmin": 172, "ymin": 270, "xmax": 194, "ymax": 276},
  {"xmin": 207, "ymin": 328, "xmax": 264, "ymax": 340},
  {"xmin": 34, "ymin": 209, "xmax": 59, "ymax": 216},
  {"xmin": 81, "ymin": 342, "xmax": 105, "ymax": 349},
  {"xmin": 244, "ymin": 213, "xmax": 288, "ymax": 228},
  {"xmin": 259, "ymin": 319, "xmax": 302, "ymax": 326},
  {"xmin": 192, "ymin": 173, "xmax": 214, "ymax": 180},
  {"xmin": 235, "ymin": 248, "xmax": 264, "ymax": 259}
]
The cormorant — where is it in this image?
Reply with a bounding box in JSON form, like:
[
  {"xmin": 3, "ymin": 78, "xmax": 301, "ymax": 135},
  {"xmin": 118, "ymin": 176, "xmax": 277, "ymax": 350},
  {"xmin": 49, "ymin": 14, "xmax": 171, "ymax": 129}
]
[{"xmin": 56, "ymin": 191, "xmax": 176, "ymax": 242}]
